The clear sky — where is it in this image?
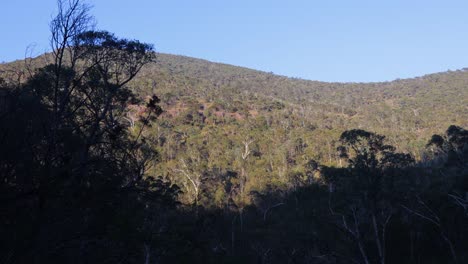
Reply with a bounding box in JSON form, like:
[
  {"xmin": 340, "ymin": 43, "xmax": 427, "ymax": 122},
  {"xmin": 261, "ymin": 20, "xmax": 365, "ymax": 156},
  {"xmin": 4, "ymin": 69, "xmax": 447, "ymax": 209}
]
[{"xmin": 2, "ymin": 0, "xmax": 468, "ymax": 82}]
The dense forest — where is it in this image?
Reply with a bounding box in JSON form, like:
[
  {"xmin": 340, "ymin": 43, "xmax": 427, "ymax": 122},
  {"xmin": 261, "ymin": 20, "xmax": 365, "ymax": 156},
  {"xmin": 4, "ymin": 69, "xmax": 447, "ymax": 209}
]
[{"xmin": 1, "ymin": 1, "xmax": 467, "ymax": 263}]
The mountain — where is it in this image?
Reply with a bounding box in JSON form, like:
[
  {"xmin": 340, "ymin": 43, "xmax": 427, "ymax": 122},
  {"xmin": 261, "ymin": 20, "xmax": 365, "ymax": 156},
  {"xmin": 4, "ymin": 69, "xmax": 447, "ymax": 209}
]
[
  {"xmin": 141, "ymin": 53, "xmax": 467, "ymax": 155},
  {"xmin": 2, "ymin": 53, "xmax": 467, "ymax": 163}
]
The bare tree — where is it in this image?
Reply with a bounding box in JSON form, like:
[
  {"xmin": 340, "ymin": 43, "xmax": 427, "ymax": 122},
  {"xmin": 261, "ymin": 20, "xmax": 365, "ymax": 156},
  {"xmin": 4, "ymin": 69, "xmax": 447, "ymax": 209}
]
[
  {"xmin": 402, "ymin": 196, "xmax": 459, "ymax": 264},
  {"xmin": 173, "ymin": 158, "xmax": 202, "ymax": 207}
]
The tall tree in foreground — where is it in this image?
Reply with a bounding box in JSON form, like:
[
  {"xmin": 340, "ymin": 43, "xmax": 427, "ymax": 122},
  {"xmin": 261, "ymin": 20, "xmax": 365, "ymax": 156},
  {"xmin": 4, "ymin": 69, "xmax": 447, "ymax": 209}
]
[
  {"xmin": 0, "ymin": 1, "xmax": 178, "ymax": 263},
  {"xmin": 328, "ymin": 129, "xmax": 414, "ymax": 264}
]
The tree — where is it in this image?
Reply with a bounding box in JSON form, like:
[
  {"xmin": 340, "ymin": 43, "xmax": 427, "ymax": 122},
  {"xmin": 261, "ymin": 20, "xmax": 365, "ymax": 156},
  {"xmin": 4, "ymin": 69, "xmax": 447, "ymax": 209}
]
[
  {"xmin": 399, "ymin": 125, "xmax": 468, "ymax": 264},
  {"xmin": 329, "ymin": 129, "xmax": 414, "ymax": 264},
  {"xmin": 0, "ymin": 1, "xmax": 176, "ymax": 262},
  {"xmin": 427, "ymin": 125, "xmax": 468, "ymax": 166}
]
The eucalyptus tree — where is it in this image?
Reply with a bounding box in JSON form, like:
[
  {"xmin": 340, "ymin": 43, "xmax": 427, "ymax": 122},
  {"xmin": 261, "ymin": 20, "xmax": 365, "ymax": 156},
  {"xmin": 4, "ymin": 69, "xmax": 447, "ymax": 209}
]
[{"xmin": 0, "ymin": 1, "xmax": 178, "ymax": 263}]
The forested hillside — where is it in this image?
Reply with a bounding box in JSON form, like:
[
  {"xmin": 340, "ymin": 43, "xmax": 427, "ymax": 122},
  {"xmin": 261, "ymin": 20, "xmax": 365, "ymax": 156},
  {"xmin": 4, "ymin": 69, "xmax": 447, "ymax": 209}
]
[
  {"xmin": 3, "ymin": 52, "xmax": 467, "ymax": 157},
  {"xmin": 139, "ymin": 53, "xmax": 468, "ymax": 156},
  {"xmin": 1, "ymin": 1, "xmax": 467, "ymax": 262},
  {"xmin": 1, "ymin": 50, "xmax": 467, "ymax": 208}
]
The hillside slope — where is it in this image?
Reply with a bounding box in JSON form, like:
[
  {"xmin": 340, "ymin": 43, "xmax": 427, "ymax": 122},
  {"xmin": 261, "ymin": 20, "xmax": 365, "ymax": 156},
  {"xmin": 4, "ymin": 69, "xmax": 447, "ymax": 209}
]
[
  {"xmin": 135, "ymin": 53, "xmax": 467, "ymax": 148},
  {"xmin": 1, "ymin": 53, "xmax": 467, "ymax": 160}
]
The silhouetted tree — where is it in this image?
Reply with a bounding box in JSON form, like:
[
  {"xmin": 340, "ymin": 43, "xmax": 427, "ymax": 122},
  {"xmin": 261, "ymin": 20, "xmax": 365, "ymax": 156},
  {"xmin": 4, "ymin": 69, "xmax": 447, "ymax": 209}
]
[
  {"xmin": 0, "ymin": 1, "xmax": 177, "ymax": 263},
  {"xmin": 328, "ymin": 129, "xmax": 414, "ymax": 264},
  {"xmin": 427, "ymin": 125, "xmax": 468, "ymax": 166}
]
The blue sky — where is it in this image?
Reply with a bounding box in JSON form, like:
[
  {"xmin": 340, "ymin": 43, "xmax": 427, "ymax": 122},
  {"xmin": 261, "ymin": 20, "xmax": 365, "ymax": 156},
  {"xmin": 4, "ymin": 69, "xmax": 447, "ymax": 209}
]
[{"xmin": 2, "ymin": 0, "xmax": 468, "ymax": 82}]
